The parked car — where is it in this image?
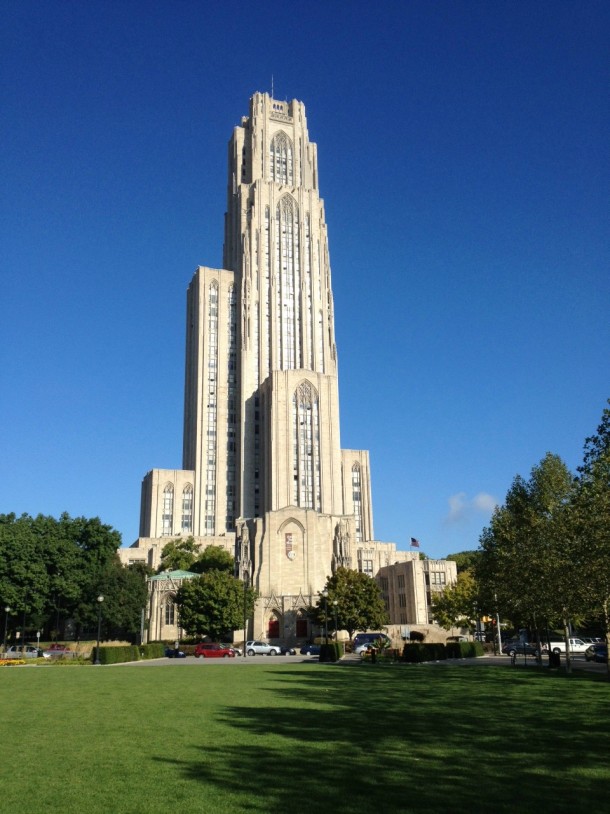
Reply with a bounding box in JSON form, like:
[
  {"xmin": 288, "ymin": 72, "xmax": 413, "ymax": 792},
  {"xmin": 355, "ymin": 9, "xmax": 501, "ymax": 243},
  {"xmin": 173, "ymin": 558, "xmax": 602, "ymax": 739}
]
[
  {"xmin": 221, "ymin": 643, "xmax": 242, "ymax": 656},
  {"xmin": 280, "ymin": 646, "xmax": 297, "ymax": 655},
  {"xmin": 585, "ymin": 643, "xmax": 608, "ymax": 663},
  {"xmin": 245, "ymin": 640, "xmax": 280, "ymax": 656},
  {"xmin": 194, "ymin": 643, "xmax": 235, "ymax": 658},
  {"xmin": 352, "ymin": 632, "xmax": 391, "ymax": 651},
  {"xmin": 502, "ymin": 641, "xmax": 540, "ymax": 657},
  {"xmin": 165, "ymin": 647, "xmax": 187, "ymax": 658},
  {"xmin": 3, "ymin": 645, "xmax": 44, "ymax": 659},
  {"xmin": 300, "ymin": 643, "xmax": 321, "ymax": 656},
  {"xmin": 446, "ymin": 635, "xmax": 469, "ymax": 643},
  {"xmin": 44, "ymin": 644, "xmax": 75, "ymax": 658}
]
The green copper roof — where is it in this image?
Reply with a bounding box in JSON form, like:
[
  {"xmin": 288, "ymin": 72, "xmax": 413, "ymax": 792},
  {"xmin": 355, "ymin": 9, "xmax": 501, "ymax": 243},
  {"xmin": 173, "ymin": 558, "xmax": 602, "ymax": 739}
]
[{"xmin": 148, "ymin": 569, "xmax": 198, "ymax": 581}]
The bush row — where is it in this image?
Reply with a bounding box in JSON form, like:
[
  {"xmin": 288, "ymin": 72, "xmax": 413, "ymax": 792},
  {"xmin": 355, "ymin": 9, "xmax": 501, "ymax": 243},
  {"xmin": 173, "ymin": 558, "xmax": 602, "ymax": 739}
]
[
  {"xmin": 91, "ymin": 642, "xmax": 166, "ymax": 665},
  {"xmin": 402, "ymin": 641, "xmax": 484, "ymax": 663}
]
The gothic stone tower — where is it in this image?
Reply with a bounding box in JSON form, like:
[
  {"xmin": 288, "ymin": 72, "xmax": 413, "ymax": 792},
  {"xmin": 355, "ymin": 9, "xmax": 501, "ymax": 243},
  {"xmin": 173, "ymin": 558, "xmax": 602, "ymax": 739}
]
[{"xmin": 128, "ymin": 93, "xmax": 403, "ymax": 644}]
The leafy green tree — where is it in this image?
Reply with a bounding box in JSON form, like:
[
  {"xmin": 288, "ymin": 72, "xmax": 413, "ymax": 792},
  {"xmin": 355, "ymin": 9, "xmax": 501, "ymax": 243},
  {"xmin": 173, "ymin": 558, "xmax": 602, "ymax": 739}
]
[
  {"xmin": 191, "ymin": 545, "xmax": 234, "ymax": 575},
  {"xmin": 157, "ymin": 537, "xmax": 199, "ymax": 573},
  {"xmin": 446, "ymin": 550, "xmax": 481, "ymax": 574},
  {"xmin": 431, "ymin": 569, "xmax": 478, "ymax": 630},
  {"xmin": 477, "ymin": 453, "xmax": 576, "ymax": 663},
  {"xmin": 572, "ymin": 401, "xmax": 610, "ymax": 668},
  {"xmin": 175, "ymin": 571, "xmax": 256, "ymax": 640},
  {"xmin": 314, "ymin": 567, "xmax": 388, "ymax": 639},
  {"xmin": 0, "ymin": 512, "xmax": 123, "ymax": 640}
]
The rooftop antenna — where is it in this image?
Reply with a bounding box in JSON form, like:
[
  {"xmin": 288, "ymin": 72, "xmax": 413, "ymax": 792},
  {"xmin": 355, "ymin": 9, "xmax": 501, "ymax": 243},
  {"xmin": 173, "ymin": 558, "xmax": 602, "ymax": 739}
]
[{"xmin": 271, "ymin": 74, "xmax": 274, "ymax": 99}]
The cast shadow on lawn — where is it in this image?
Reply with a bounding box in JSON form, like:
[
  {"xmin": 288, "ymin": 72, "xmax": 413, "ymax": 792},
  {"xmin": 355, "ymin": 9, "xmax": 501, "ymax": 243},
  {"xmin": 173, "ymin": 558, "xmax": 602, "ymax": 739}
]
[{"xmin": 154, "ymin": 666, "xmax": 608, "ymax": 814}]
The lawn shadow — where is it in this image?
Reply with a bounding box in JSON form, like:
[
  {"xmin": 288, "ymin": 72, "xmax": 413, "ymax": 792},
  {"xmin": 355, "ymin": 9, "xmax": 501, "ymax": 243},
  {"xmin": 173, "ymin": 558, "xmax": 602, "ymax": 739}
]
[{"xmin": 154, "ymin": 665, "xmax": 608, "ymax": 813}]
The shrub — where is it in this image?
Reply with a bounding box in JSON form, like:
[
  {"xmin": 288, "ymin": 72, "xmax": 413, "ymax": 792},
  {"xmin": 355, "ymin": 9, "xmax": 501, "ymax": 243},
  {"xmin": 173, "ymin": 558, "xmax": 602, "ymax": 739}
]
[
  {"xmin": 320, "ymin": 642, "xmax": 344, "ymax": 662},
  {"xmin": 139, "ymin": 643, "xmax": 166, "ymax": 660},
  {"xmin": 445, "ymin": 641, "xmax": 484, "ymax": 659},
  {"xmin": 91, "ymin": 645, "xmax": 140, "ymax": 665},
  {"xmin": 402, "ymin": 643, "xmax": 447, "ymax": 663}
]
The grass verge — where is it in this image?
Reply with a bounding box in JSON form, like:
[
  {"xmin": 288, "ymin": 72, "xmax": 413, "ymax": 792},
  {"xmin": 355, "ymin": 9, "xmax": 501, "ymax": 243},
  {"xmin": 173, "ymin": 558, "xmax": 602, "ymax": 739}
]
[{"xmin": 0, "ymin": 662, "xmax": 607, "ymax": 813}]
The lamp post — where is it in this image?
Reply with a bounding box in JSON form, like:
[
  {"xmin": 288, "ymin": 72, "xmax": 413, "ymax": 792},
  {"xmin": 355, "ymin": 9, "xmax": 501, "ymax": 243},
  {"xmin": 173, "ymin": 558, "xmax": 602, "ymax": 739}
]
[
  {"xmin": 94, "ymin": 595, "xmax": 104, "ymax": 665},
  {"xmin": 333, "ymin": 600, "xmax": 338, "ymax": 639},
  {"xmin": 322, "ymin": 589, "xmax": 328, "ymax": 645},
  {"xmin": 243, "ymin": 571, "xmax": 249, "ymax": 659},
  {"xmin": 3, "ymin": 606, "xmax": 10, "ymax": 654}
]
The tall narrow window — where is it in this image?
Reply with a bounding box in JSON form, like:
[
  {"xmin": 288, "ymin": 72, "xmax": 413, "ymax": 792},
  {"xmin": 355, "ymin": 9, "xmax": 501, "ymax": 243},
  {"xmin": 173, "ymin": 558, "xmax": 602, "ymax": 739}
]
[
  {"xmin": 292, "ymin": 381, "xmax": 320, "ymax": 510},
  {"xmin": 226, "ymin": 284, "xmax": 237, "ymax": 530},
  {"xmin": 269, "ymin": 132, "xmax": 293, "ymax": 185},
  {"xmin": 162, "ymin": 484, "xmax": 174, "ymax": 536},
  {"xmin": 352, "ymin": 465, "xmax": 363, "ymax": 542},
  {"xmin": 181, "ymin": 484, "xmax": 193, "ymax": 533},
  {"xmin": 275, "ymin": 195, "xmax": 301, "ymax": 370},
  {"xmin": 205, "ymin": 282, "xmax": 219, "ymax": 535},
  {"xmin": 164, "ymin": 600, "xmax": 175, "ymax": 626}
]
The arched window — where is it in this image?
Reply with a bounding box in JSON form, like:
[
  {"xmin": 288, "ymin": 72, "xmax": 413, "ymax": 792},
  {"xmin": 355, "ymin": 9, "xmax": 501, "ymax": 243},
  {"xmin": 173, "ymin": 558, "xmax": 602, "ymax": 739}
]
[
  {"xmin": 352, "ymin": 465, "xmax": 363, "ymax": 542},
  {"xmin": 275, "ymin": 195, "xmax": 301, "ymax": 370},
  {"xmin": 164, "ymin": 599, "xmax": 176, "ymax": 626},
  {"xmin": 292, "ymin": 381, "xmax": 321, "ymax": 509},
  {"xmin": 181, "ymin": 484, "xmax": 193, "ymax": 533},
  {"xmin": 269, "ymin": 132, "xmax": 293, "ymax": 185},
  {"xmin": 162, "ymin": 484, "xmax": 174, "ymax": 536}
]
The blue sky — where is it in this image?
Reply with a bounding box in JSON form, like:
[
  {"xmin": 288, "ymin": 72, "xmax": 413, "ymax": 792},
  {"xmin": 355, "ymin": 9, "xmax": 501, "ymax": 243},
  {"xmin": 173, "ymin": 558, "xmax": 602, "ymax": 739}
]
[{"xmin": 2, "ymin": 1, "xmax": 609, "ymax": 560}]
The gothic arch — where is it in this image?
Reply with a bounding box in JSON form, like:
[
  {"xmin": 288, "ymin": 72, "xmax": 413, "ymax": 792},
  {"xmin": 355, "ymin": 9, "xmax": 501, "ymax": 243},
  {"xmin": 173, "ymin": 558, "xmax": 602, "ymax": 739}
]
[{"xmin": 270, "ymin": 131, "xmax": 294, "ymax": 185}]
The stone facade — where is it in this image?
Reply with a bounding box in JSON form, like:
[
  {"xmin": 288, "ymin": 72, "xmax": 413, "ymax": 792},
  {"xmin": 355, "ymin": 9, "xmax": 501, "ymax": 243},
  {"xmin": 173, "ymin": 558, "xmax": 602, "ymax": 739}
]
[
  {"xmin": 376, "ymin": 558, "xmax": 458, "ymax": 626},
  {"xmin": 121, "ymin": 92, "xmax": 450, "ymax": 644}
]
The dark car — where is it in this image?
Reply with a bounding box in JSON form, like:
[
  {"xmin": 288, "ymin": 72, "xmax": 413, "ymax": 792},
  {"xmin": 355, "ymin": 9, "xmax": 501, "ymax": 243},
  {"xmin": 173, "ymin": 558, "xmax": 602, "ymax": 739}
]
[
  {"xmin": 585, "ymin": 643, "xmax": 607, "ymax": 663},
  {"xmin": 300, "ymin": 643, "xmax": 321, "ymax": 656},
  {"xmin": 194, "ymin": 643, "xmax": 235, "ymax": 658},
  {"xmin": 502, "ymin": 641, "xmax": 540, "ymax": 657},
  {"xmin": 280, "ymin": 646, "xmax": 297, "ymax": 655},
  {"xmin": 165, "ymin": 647, "xmax": 186, "ymax": 658}
]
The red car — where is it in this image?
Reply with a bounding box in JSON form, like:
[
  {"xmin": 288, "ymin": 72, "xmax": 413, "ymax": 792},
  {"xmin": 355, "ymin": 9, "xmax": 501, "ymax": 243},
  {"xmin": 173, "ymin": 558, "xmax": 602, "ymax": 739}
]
[{"xmin": 194, "ymin": 643, "xmax": 235, "ymax": 658}]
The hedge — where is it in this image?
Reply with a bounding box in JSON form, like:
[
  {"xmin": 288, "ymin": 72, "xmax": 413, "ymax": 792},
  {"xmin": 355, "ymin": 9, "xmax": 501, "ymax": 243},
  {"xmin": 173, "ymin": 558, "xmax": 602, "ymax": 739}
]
[
  {"xmin": 402, "ymin": 641, "xmax": 484, "ymax": 663},
  {"xmin": 319, "ymin": 642, "xmax": 345, "ymax": 662},
  {"xmin": 91, "ymin": 643, "xmax": 167, "ymax": 665}
]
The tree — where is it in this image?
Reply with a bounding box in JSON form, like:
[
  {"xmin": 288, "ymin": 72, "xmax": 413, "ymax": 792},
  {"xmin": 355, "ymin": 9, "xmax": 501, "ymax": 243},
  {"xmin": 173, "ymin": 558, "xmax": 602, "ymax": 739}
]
[
  {"xmin": 175, "ymin": 571, "xmax": 256, "ymax": 640},
  {"xmin": 431, "ymin": 570, "xmax": 478, "ymax": 630},
  {"xmin": 572, "ymin": 401, "xmax": 610, "ymax": 670},
  {"xmin": 446, "ymin": 550, "xmax": 481, "ymax": 574},
  {"xmin": 191, "ymin": 545, "xmax": 234, "ymax": 575},
  {"xmin": 157, "ymin": 537, "xmax": 199, "ymax": 573},
  {"xmin": 477, "ymin": 453, "xmax": 577, "ymax": 665},
  {"xmin": 313, "ymin": 568, "xmax": 388, "ymax": 639}
]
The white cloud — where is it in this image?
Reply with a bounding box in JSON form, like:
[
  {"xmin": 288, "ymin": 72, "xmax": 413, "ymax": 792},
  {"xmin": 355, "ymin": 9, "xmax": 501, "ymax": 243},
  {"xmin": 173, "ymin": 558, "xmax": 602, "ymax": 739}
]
[{"xmin": 445, "ymin": 492, "xmax": 498, "ymax": 525}]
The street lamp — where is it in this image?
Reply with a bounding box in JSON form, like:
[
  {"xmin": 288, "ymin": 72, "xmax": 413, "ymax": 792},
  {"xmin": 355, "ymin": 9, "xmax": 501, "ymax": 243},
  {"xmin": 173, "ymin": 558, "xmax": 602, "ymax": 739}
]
[
  {"xmin": 333, "ymin": 600, "xmax": 338, "ymax": 639},
  {"xmin": 94, "ymin": 595, "xmax": 104, "ymax": 665},
  {"xmin": 322, "ymin": 589, "xmax": 328, "ymax": 645},
  {"xmin": 243, "ymin": 571, "xmax": 249, "ymax": 659},
  {"xmin": 3, "ymin": 606, "xmax": 10, "ymax": 654}
]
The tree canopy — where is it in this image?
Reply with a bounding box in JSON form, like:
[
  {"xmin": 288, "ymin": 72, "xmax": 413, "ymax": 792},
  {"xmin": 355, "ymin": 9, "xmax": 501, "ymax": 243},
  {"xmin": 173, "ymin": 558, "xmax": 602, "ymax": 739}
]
[
  {"xmin": 312, "ymin": 567, "xmax": 389, "ymax": 639},
  {"xmin": 0, "ymin": 513, "xmax": 146, "ymax": 641},
  {"xmin": 175, "ymin": 571, "xmax": 256, "ymax": 640}
]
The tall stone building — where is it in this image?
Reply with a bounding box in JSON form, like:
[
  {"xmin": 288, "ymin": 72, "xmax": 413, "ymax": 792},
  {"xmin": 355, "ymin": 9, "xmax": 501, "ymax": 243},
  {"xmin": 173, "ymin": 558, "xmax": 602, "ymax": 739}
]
[{"xmin": 121, "ymin": 93, "xmax": 413, "ymax": 643}]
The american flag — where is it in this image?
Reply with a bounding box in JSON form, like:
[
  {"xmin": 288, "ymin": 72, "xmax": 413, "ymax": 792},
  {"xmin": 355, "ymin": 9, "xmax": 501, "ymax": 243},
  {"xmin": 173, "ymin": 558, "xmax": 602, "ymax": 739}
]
[{"xmin": 410, "ymin": 537, "xmax": 420, "ymax": 548}]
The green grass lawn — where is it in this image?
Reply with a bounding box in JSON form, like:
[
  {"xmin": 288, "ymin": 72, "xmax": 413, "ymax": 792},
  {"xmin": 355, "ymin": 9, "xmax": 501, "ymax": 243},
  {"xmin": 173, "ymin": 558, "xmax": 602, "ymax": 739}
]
[{"xmin": 0, "ymin": 661, "xmax": 607, "ymax": 813}]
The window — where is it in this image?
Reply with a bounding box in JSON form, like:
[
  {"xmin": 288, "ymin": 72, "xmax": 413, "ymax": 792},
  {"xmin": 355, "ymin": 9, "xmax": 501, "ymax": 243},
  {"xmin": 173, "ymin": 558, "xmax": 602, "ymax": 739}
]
[
  {"xmin": 181, "ymin": 484, "xmax": 193, "ymax": 533},
  {"xmin": 162, "ymin": 484, "xmax": 174, "ymax": 536},
  {"xmin": 296, "ymin": 616, "xmax": 308, "ymax": 638},
  {"xmin": 352, "ymin": 465, "xmax": 363, "ymax": 542},
  {"xmin": 292, "ymin": 381, "xmax": 320, "ymax": 509},
  {"xmin": 269, "ymin": 132, "xmax": 293, "ymax": 185},
  {"xmin": 164, "ymin": 601, "xmax": 175, "ymax": 626}
]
